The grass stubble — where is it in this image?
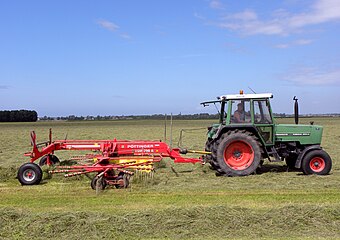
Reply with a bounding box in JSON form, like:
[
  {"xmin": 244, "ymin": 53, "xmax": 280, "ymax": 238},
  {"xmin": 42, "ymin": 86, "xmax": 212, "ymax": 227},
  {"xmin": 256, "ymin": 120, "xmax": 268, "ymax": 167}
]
[{"xmin": 0, "ymin": 118, "xmax": 340, "ymax": 239}]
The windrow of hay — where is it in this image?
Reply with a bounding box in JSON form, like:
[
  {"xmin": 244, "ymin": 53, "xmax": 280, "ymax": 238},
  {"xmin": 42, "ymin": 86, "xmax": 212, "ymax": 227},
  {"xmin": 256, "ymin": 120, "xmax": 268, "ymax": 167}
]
[
  {"xmin": 0, "ymin": 166, "xmax": 17, "ymax": 182},
  {"xmin": 1, "ymin": 205, "xmax": 340, "ymax": 239}
]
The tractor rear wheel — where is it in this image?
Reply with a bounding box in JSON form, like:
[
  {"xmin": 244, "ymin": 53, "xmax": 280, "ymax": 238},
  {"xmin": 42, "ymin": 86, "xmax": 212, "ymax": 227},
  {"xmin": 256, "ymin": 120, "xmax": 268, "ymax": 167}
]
[
  {"xmin": 39, "ymin": 155, "xmax": 60, "ymax": 166},
  {"xmin": 301, "ymin": 150, "xmax": 332, "ymax": 175},
  {"xmin": 216, "ymin": 130, "xmax": 262, "ymax": 176},
  {"xmin": 17, "ymin": 163, "xmax": 43, "ymax": 185},
  {"xmin": 205, "ymin": 140, "xmax": 219, "ymax": 170}
]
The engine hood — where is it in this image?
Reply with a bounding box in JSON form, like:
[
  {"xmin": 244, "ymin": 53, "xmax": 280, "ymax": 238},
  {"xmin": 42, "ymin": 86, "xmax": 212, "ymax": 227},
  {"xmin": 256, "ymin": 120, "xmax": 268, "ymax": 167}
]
[{"xmin": 275, "ymin": 124, "xmax": 323, "ymax": 145}]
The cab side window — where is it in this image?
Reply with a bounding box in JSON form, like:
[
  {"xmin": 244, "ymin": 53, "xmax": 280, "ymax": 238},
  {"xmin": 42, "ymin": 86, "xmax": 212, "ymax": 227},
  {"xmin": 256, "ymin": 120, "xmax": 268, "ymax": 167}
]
[{"xmin": 254, "ymin": 100, "xmax": 272, "ymax": 124}]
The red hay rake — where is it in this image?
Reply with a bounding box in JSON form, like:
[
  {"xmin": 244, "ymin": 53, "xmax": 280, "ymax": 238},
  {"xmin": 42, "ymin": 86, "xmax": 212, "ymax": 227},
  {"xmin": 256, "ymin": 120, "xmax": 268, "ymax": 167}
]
[{"xmin": 17, "ymin": 129, "xmax": 207, "ymax": 190}]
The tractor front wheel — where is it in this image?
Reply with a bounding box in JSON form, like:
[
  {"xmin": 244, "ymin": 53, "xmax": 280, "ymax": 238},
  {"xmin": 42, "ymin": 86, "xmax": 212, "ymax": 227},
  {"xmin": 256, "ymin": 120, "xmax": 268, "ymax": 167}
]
[
  {"xmin": 301, "ymin": 150, "xmax": 332, "ymax": 175},
  {"xmin": 17, "ymin": 163, "xmax": 43, "ymax": 185},
  {"xmin": 216, "ymin": 130, "xmax": 262, "ymax": 176}
]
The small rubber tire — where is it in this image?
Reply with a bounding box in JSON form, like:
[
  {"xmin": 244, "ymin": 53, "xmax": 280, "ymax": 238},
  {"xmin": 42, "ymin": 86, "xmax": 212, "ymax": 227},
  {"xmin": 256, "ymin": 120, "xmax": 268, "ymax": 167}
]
[
  {"xmin": 91, "ymin": 175, "xmax": 107, "ymax": 190},
  {"xmin": 301, "ymin": 150, "xmax": 332, "ymax": 175},
  {"xmin": 17, "ymin": 163, "xmax": 43, "ymax": 185},
  {"xmin": 114, "ymin": 173, "xmax": 130, "ymax": 189},
  {"xmin": 123, "ymin": 174, "xmax": 130, "ymax": 188},
  {"xmin": 39, "ymin": 155, "xmax": 60, "ymax": 166},
  {"xmin": 216, "ymin": 130, "xmax": 262, "ymax": 176}
]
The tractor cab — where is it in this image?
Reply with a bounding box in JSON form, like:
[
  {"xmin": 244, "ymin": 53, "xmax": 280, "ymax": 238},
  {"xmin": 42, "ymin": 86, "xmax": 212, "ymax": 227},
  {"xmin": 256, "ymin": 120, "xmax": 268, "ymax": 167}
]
[{"xmin": 202, "ymin": 91, "xmax": 275, "ymax": 145}]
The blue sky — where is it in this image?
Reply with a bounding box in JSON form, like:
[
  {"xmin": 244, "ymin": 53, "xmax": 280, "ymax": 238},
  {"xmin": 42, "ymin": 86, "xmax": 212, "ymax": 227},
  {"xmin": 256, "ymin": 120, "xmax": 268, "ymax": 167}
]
[{"xmin": 0, "ymin": 0, "xmax": 340, "ymax": 116}]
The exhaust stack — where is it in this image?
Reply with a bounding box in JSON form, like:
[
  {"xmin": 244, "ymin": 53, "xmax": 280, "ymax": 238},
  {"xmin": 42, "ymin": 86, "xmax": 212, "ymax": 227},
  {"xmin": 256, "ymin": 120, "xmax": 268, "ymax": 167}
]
[{"xmin": 293, "ymin": 96, "xmax": 299, "ymax": 124}]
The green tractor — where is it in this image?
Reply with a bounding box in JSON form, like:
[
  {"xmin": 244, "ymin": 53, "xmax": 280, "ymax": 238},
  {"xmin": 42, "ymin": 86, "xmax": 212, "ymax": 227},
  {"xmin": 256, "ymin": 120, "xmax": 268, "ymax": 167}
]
[{"xmin": 202, "ymin": 91, "xmax": 332, "ymax": 176}]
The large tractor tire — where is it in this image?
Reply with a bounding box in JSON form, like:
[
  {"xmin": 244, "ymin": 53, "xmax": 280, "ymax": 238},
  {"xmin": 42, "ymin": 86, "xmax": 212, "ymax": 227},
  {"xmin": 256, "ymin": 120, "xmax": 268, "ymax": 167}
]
[
  {"xmin": 205, "ymin": 140, "xmax": 219, "ymax": 170},
  {"xmin": 17, "ymin": 162, "xmax": 43, "ymax": 185},
  {"xmin": 216, "ymin": 130, "xmax": 262, "ymax": 176},
  {"xmin": 301, "ymin": 149, "xmax": 332, "ymax": 175}
]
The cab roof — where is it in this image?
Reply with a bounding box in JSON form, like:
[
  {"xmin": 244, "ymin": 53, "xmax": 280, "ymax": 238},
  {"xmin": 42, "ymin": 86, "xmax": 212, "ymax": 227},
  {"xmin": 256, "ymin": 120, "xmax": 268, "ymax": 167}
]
[
  {"xmin": 220, "ymin": 93, "xmax": 273, "ymax": 100},
  {"xmin": 201, "ymin": 93, "xmax": 273, "ymax": 106}
]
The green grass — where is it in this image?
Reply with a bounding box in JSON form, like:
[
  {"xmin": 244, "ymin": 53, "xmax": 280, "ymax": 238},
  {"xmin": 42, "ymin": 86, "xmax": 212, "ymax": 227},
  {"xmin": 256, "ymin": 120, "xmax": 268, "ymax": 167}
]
[{"xmin": 0, "ymin": 118, "xmax": 340, "ymax": 239}]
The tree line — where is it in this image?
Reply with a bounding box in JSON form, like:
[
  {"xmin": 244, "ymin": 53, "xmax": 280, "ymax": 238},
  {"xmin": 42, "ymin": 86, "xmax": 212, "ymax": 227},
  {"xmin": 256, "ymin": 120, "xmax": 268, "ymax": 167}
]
[
  {"xmin": 39, "ymin": 113, "xmax": 220, "ymax": 121},
  {"xmin": 38, "ymin": 113, "xmax": 340, "ymax": 122},
  {"xmin": 0, "ymin": 110, "xmax": 38, "ymax": 122}
]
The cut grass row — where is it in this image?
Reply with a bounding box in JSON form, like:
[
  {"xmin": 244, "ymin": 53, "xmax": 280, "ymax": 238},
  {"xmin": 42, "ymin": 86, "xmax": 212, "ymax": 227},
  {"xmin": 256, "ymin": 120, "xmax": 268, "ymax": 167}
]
[
  {"xmin": 0, "ymin": 118, "xmax": 339, "ymax": 239},
  {"xmin": 1, "ymin": 204, "xmax": 340, "ymax": 239}
]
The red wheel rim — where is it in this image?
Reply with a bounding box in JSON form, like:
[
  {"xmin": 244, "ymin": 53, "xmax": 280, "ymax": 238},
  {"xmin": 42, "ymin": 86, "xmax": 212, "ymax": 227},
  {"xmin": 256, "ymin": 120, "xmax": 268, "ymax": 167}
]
[
  {"xmin": 309, "ymin": 157, "xmax": 325, "ymax": 172},
  {"xmin": 224, "ymin": 140, "xmax": 254, "ymax": 170}
]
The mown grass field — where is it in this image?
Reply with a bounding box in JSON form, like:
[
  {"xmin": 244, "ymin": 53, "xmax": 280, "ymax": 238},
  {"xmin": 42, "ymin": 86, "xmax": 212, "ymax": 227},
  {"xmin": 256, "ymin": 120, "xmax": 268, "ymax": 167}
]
[{"xmin": 0, "ymin": 118, "xmax": 340, "ymax": 239}]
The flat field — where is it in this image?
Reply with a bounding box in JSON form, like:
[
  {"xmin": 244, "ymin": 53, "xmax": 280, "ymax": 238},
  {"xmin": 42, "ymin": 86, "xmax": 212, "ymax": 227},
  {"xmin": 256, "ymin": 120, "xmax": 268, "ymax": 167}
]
[{"xmin": 0, "ymin": 118, "xmax": 340, "ymax": 239}]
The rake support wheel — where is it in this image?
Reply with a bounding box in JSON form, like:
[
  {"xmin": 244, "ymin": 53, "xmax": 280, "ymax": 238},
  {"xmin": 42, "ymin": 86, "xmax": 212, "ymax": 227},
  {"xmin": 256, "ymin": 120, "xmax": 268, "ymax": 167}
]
[
  {"xmin": 216, "ymin": 130, "xmax": 262, "ymax": 176},
  {"xmin": 39, "ymin": 155, "xmax": 60, "ymax": 166},
  {"xmin": 115, "ymin": 173, "xmax": 130, "ymax": 189},
  {"xmin": 91, "ymin": 175, "xmax": 107, "ymax": 190},
  {"xmin": 17, "ymin": 162, "xmax": 43, "ymax": 185}
]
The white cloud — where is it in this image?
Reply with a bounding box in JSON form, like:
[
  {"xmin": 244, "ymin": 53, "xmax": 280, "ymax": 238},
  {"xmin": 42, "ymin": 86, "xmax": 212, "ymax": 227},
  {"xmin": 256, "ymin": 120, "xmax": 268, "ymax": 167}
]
[
  {"xmin": 224, "ymin": 42, "xmax": 252, "ymax": 55},
  {"xmin": 274, "ymin": 39, "xmax": 313, "ymax": 48},
  {"xmin": 227, "ymin": 9, "xmax": 258, "ymax": 21},
  {"xmin": 213, "ymin": 0, "xmax": 340, "ymax": 36},
  {"xmin": 295, "ymin": 39, "xmax": 313, "ymax": 45},
  {"xmin": 282, "ymin": 66, "xmax": 340, "ymax": 85},
  {"xmin": 209, "ymin": 0, "xmax": 225, "ymax": 10},
  {"xmin": 163, "ymin": 54, "xmax": 205, "ymax": 60},
  {"xmin": 275, "ymin": 44, "xmax": 290, "ymax": 49},
  {"xmin": 119, "ymin": 33, "xmax": 131, "ymax": 39},
  {"xmin": 289, "ymin": 0, "xmax": 340, "ymax": 27},
  {"xmin": 194, "ymin": 12, "xmax": 206, "ymax": 20},
  {"xmin": 96, "ymin": 19, "xmax": 131, "ymax": 40},
  {"xmin": 97, "ymin": 19, "xmax": 119, "ymax": 32}
]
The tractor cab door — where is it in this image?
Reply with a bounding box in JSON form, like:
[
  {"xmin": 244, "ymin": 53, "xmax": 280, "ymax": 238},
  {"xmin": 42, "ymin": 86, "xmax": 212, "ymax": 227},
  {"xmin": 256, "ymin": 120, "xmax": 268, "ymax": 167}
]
[
  {"xmin": 230, "ymin": 100, "xmax": 251, "ymax": 124},
  {"xmin": 253, "ymin": 99, "xmax": 274, "ymax": 145}
]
